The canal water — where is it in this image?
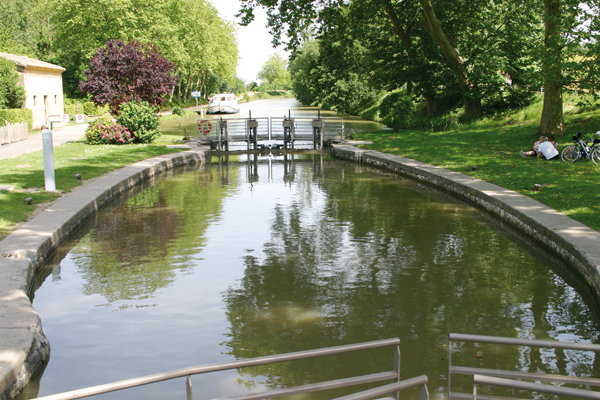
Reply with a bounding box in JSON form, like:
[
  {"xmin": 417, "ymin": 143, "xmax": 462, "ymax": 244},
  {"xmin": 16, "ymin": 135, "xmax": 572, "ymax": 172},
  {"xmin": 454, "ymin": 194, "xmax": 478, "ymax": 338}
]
[{"xmin": 20, "ymin": 99, "xmax": 600, "ymax": 400}]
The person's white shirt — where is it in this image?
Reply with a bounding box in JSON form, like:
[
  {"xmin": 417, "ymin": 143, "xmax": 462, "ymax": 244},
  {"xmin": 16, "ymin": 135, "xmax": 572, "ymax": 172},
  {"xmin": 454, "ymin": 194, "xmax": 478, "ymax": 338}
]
[{"xmin": 538, "ymin": 140, "xmax": 559, "ymax": 160}]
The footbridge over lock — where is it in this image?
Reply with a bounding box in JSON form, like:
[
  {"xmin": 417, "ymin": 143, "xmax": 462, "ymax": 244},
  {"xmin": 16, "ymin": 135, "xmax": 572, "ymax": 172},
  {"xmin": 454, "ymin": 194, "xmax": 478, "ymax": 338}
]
[{"xmin": 196, "ymin": 111, "xmax": 345, "ymax": 152}]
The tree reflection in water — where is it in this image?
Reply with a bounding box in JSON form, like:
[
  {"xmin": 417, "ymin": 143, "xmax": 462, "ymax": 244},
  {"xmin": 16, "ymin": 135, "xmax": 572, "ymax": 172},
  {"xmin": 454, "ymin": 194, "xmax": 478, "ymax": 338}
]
[{"xmin": 222, "ymin": 157, "xmax": 600, "ymax": 398}]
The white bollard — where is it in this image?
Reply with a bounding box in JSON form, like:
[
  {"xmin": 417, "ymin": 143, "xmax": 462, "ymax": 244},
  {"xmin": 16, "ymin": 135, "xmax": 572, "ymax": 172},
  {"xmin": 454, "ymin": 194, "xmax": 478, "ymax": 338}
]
[{"xmin": 42, "ymin": 129, "xmax": 56, "ymax": 191}]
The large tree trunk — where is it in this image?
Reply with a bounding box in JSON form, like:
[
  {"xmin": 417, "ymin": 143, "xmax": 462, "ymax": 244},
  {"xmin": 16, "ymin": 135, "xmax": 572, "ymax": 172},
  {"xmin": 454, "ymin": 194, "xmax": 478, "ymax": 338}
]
[
  {"xmin": 418, "ymin": 0, "xmax": 481, "ymax": 120},
  {"xmin": 383, "ymin": 0, "xmax": 437, "ymax": 115},
  {"xmin": 538, "ymin": 0, "xmax": 564, "ymax": 136}
]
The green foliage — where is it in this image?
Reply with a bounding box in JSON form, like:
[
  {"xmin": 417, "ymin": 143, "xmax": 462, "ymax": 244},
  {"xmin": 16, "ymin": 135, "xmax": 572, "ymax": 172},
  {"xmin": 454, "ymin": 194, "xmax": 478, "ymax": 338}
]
[
  {"xmin": 116, "ymin": 101, "xmax": 160, "ymax": 143},
  {"xmin": 0, "ymin": 108, "xmax": 33, "ymax": 130},
  {"xmin": 171, "ymin": 106, "xmax": 184, "ymax": 116},
  {"xmin": 0, "ymin": 58, "xmax": 25, "ymax": 109},
  {"xmin": 85, "ymin": 118, "xmax": 134, "ymax": 145},
  {"xmin": 379, "ymin": 90, "xmax": 417, "ymax": 131},
  {"xmin": 258, "ymin": 53, "xmax": 292, "ymax": 91}
]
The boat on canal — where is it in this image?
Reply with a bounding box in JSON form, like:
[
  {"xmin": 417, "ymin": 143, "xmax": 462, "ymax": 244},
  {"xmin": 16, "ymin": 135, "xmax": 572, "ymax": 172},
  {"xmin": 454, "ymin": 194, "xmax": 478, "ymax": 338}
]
[{"xmin": 207, "ymin": 92, "xmax": 239, "ymax": 114}]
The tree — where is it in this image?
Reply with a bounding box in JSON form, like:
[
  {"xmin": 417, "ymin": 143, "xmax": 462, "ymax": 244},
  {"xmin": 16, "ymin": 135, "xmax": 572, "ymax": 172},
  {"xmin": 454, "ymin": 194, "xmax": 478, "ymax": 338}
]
[
  {"xmin": 258, "ymin": 53, "xmax": 292, "ymax": 90},
  {"xmin": 0, "ymin": 57, "xmax": 25, "ymax": 108},
  {"xmin": 79, "ymin": 40, "xmax": 177, "ymax": 113},
  {"xmin": 240, "ymin": 0, "xmax": 541, "ymax": 121}
]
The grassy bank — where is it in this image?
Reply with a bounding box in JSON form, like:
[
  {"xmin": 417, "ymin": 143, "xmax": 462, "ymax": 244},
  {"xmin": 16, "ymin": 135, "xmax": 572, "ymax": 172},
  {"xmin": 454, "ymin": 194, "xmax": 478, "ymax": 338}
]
[
  {"xmin": 352, "ymin": 94, "xmax": 600, "ymax": 231},
  {"xmin": 0, "ymin": 143, "xmax": 182, "ymax": 240}
]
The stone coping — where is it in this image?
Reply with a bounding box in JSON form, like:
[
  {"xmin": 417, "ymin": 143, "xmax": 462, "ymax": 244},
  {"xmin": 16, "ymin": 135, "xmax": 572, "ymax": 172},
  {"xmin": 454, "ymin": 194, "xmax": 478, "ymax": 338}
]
[
  {"xmin": 1, "ymin": 143, "xmax": 600, "ymax": 399},
  {"xmin": 0, "ymin": 147, "xmax": 209, "ymax": 400}
]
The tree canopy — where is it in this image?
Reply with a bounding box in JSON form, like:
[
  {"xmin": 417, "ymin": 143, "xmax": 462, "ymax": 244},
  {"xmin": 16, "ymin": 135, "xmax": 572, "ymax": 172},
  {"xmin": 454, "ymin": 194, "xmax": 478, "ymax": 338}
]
[
  {"xmin": 257, "ymin": 53, "xmax": 292, "ymax": 90},
  {"xmin": 0, "ymin": 0, "xmax": 239, "ymax": 101},
  {"xmin": 0, "ymin": 57, "xmax": 25, "ymax": 109},
  {"xmin": 243, "ymin": 0, "xmax": 600, "ymax": 131}
]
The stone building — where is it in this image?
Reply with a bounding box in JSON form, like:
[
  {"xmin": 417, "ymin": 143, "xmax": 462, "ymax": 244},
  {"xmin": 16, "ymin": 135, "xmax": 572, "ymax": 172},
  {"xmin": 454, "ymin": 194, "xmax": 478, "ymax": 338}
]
[{"xmin": 0, "ymin": 52, "xmax": 65, "ymax": 129}]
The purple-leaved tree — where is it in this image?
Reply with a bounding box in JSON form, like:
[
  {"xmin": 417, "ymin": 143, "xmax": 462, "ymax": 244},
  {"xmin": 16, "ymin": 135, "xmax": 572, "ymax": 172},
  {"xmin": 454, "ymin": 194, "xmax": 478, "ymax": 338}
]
[{"xmin": 79, "ymin": 40, "xmax": 178, "ymax": 114}]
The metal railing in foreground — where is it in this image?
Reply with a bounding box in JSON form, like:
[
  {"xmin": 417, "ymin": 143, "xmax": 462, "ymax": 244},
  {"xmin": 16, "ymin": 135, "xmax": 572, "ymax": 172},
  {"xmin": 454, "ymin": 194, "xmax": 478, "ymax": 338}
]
[
  {"xmin": 33, "ymin": 338, "xmax": 429, "ymax": 400},
  {"xmin": 473, "ymin": 374, "xmax": 600, "ymax": 400},
  {"xmin": 448, "ymin": 333, "xmax": 600, "ymax": 400}
]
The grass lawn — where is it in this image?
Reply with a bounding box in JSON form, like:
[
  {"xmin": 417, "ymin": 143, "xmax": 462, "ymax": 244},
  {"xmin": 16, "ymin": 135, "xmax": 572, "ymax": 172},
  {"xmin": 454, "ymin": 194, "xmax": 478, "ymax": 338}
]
[
  {"xmin": 0, "ymin": 142, "xmax": 182, "ymax": 240},
  {"xmin": 353, "ymin": 94, "xmax": 600, "ymax": 232}
]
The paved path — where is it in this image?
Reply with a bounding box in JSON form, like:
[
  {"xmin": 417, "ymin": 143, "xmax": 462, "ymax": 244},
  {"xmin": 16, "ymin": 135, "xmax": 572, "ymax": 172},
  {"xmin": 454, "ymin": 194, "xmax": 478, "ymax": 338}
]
[{"xmin": 0, "ymin": 123, "xmax": 88, "ymax": 161}]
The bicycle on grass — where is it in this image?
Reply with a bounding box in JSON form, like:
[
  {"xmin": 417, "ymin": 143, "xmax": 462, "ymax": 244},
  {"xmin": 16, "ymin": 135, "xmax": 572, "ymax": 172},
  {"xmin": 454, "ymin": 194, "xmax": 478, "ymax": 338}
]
[{"xmin": 560, "ymin": 131, "xmax": 600, "ymax": 164}]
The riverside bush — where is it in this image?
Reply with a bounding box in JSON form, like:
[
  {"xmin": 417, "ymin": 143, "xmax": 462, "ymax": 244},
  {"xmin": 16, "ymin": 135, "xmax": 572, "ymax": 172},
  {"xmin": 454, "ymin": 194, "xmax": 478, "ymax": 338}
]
[
  {"xmin": 379, "ymin": 91, "xmax": 417, "ymax": 131},
  {"xmin": 0, "ymin": 108, "xmax": 33, "ymax": 130},
  {"xmin": 85, "ymin": 118, "xmax": 134, "ymax": 145},
  {"xmin": 117, "ymin": 101, "xmax": 160, "ymax": 143}
]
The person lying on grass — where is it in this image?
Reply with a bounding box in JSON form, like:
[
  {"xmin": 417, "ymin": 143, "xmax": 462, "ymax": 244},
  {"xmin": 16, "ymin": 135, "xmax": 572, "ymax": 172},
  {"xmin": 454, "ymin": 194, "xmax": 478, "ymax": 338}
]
[
  {"xmin": 521, "ymin": 135, "xmax": 558, "ymax": 158},
  {"xmin": 537, "ymin": 136, "xmax": 560, "ymax": 160}
]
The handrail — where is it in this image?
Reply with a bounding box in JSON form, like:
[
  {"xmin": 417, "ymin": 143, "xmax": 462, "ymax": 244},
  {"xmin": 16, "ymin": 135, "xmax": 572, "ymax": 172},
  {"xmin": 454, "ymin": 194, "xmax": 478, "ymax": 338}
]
[
  {"xmin": 212, "ymin": 371, "xmax": 399, "ymax": 400},
  {"xmin": 34, "ymin": 338, "xmax": 401, "ymax": 400},
  {"xmin": 449, "ymin": 333, "xmax": 600, "ymax": 352},
  {"xmin": 449, "ymin": 333, "xmax": 600, "ymax": 400},
  {"xmin": 331, "ymin": 375, "xmax": 429, "ymax": 400},
  {"xmin": 473, "ymin": 374, "xmax": 600, "ymax": 400}
]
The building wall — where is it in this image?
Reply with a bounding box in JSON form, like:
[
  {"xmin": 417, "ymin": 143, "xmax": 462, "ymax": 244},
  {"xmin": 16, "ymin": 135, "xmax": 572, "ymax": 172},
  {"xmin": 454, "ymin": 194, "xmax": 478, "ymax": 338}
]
[{"xmin": 22, "ymin": 69, "xmax": 65, "ymax": 129}]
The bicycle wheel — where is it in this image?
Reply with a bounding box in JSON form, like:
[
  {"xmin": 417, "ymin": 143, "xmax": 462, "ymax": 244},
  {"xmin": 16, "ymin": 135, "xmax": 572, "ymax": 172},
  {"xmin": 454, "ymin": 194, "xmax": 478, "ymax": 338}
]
[
  {"xmin": 592, "ymin": 147, "xmax": 600, "ymax": 165},
  {"xmin": 561, "ymin": 145, "xmax": 581, "ymax": 162}
]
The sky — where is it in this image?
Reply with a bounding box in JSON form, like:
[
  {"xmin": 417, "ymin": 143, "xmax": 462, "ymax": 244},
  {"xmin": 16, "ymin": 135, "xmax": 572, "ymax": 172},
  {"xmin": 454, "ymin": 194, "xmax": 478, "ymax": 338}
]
[{"xmin": 210, "ymin": 0, "xmax": 289, "ymax": 83}]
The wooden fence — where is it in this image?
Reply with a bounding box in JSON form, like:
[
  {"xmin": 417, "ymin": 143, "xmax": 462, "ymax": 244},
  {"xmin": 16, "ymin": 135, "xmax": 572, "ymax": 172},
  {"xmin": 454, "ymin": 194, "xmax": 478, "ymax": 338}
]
[{"xmin": 0, "ymin": 122, "xmax": 28, "ymax": 145}]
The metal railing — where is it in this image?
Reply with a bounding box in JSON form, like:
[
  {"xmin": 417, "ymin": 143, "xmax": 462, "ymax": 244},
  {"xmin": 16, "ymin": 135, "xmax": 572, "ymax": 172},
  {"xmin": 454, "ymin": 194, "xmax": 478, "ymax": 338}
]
[
  {"xmin": 448, "ymin": 333, "xmax": 600, "ymax": 400},
  {"xmin": 33, "ymin": 338, "xmax": 429, "ymax": 400},
  {"xmin": 197, "ymin": 115, "xmax": 344, "ymax": 150},
  {"xmin": 473, "ymin": 374, "xmax": 600, "ymax": 400}
]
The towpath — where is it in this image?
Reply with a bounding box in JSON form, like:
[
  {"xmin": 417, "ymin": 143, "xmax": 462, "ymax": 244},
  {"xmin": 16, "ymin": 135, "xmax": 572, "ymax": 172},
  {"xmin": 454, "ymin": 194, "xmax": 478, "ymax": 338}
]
[{"xmin": 0, "ymin": 123, "xmax": 88, "ymax": 161}]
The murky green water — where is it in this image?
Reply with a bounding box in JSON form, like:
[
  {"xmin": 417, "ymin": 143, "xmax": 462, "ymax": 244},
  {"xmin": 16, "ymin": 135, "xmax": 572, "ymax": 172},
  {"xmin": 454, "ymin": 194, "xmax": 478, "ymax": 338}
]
[{"xmin": 21, "ymin": 151, "xmax": 600, "ymax": 400}]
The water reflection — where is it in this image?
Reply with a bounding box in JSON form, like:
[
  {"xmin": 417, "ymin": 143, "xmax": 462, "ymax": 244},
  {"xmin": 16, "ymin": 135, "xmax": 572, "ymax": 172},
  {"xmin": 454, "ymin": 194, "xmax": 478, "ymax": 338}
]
[{"xmin": 26, "ymin": 154, "xmax": 600, "ymax": 400}]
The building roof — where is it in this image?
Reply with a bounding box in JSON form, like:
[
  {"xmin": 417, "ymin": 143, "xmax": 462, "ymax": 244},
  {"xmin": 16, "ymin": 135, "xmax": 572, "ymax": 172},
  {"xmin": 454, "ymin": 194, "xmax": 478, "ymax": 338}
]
[{"xmin": 0, "ymin": 52, "xmax": 66, "ymax": 73}]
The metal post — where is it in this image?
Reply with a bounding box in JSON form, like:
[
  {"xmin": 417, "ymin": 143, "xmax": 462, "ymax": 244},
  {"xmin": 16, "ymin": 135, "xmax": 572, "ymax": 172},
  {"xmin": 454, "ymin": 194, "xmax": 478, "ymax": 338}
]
[
  {"xmin": 393, "ymin": 344, "xmax": 401, "ymax": 400},
  {"xmin": 282, "ymin": 112, "xmax": 293, "ymax": 150},
  {"xmin": 186, "ymin": 375, "xmax": 193, "ymax": 400},
  {"xmin": 42, "ymin": 129, "xmax": 56, "ymax": 191},
  {"xmin": 312, "ymin": 110, "xmax": 323, "ymax": 150},
  {"xmin": 248, "ymin": 111, "xmax": 258, "ymax": 151},
  {"xmin": 420, "ymin": 383, "xmax": 429, "ymax": 400},
  {"xmin": 447, "ymin": 336, "xmax": 452, "ymax": 400}
]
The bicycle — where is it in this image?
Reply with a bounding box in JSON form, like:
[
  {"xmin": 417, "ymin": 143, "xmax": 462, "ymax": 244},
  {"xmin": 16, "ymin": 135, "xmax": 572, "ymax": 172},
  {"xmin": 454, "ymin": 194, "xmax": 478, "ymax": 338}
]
[{"xmin": 560, "ymin": 131, "xmax": 600, "ymax": 164}]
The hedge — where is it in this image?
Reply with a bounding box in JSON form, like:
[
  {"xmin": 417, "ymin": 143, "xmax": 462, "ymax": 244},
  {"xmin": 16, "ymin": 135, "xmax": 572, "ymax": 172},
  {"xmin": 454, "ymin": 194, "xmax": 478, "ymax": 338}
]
[{"xmin": 0, "ymin": 108, "xmax": 33, "ymax": 130}]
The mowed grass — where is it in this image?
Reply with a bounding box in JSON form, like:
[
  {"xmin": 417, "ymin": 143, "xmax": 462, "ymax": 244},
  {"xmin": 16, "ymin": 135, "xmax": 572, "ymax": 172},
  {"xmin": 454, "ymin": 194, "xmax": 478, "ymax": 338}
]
[
  {"xmin": 353, "ymin": 98, "xmax": 600, "ymax": 231},
  {"xmin": 0, "ymin": 142, "xmax": 182, "ymax": 239}
]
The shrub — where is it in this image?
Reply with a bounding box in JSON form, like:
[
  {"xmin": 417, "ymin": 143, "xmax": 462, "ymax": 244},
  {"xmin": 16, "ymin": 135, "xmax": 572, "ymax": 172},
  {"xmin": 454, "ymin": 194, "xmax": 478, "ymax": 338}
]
[
  {"xmin": 85, "ymin": 118, "xmax": 135, "ymax": 145},
  {"xmin": 116, "ymin": 101, "xmax": 160, "ymax": 143},
  {"xmin": 0, "ymin": 108, "xmax": 33, "ymax": 130},
  {"xmin": 83, "ymin": 101, "xmax": 97, "ymax": 116},
  {"xmin": 379, "ymin": 90, "xmax": 417, "ymax": 131},
  {"xmin": 172, "ymin": 106, "xmax": 184, "ymax": 116}
]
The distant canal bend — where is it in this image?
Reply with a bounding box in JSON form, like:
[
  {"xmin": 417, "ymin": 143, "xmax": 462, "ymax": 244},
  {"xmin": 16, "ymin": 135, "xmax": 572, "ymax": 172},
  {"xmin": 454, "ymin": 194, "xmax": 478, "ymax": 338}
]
[{"xmin": 20, "ymin": 99, "xmax": 600, "ymax": 400}]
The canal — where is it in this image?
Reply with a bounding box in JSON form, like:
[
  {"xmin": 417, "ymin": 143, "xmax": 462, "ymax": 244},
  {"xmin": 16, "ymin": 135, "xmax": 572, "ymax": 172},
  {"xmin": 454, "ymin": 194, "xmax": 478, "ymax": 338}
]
[{"xmin": 19, "ymin": 99, "xmax": 600, "ymax": 400}]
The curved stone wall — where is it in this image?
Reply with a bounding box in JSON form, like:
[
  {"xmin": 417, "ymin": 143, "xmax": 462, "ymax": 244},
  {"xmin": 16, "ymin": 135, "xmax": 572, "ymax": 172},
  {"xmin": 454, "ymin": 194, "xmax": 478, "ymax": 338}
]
[{"xmin": 0, "ymin": 148, "xmax": 208, "ymax": 400}]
